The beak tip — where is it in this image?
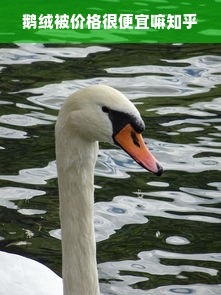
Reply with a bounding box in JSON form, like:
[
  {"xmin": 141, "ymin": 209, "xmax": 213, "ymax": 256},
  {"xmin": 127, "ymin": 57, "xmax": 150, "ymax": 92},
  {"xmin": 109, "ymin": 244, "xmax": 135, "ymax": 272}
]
[{"xmin": 155, "ymin": 162, "xmax": 164, "ymax": 176}]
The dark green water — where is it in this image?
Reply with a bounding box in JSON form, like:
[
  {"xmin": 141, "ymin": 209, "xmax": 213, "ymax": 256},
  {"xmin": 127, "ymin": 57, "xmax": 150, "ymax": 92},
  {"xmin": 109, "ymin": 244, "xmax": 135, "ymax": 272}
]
[{"xmin": 0, "ymin": 44, "xmax": 221, "ymax": 294}]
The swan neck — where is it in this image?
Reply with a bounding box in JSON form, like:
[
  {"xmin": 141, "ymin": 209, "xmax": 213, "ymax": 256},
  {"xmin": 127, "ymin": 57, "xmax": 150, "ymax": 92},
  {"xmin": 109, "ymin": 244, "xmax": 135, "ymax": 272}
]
[{"xmin": 56, "ymin": 132, "xmax": 99, "ymax": 295}]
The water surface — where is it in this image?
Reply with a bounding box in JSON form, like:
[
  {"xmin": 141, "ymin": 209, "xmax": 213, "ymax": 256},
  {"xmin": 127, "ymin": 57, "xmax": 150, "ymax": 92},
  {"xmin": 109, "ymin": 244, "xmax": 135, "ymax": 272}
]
[{"xmin": 0, "ymin": 43, "xmax": 221, "ymax": 294}]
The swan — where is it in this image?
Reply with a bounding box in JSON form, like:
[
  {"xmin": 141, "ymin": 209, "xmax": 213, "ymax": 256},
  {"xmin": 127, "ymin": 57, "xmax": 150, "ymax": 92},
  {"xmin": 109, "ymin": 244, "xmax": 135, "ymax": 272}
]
[{"xmin": 0, "ymin": 85, "xmax": 163, "ymax": 295}]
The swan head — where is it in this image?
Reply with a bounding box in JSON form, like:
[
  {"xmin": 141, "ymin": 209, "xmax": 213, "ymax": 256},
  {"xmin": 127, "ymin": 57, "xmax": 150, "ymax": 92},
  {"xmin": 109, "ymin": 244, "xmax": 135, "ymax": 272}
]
[{"xmin": 57, "ymin": 85, "xmax": 163, "ymax": 176}]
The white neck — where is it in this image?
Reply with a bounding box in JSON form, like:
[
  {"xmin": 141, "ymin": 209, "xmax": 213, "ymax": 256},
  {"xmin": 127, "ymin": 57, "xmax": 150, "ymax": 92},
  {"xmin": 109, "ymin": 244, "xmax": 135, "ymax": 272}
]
[{"xmin": 56, "ymin": 127, "xmax": 100, "ymax": 295}]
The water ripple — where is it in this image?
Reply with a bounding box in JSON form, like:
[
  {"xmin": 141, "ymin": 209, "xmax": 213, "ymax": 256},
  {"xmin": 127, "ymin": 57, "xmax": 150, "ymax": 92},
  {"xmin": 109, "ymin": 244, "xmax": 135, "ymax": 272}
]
[
  {"xmin": 0, "ymin": 44, "xmax": 110, "ymax": 65},
  {"xmin": 0, "ymin": 44, "xmax": 220, "ymax": 295},
  {"xmin": 0, "ymin": 126, "xmax": 27, "ymax": 139},
  {"xmin": 0, "ymin": 148, "xmax": 151, "ymax": 185},
  {"xmin": 100, "ymin": 249, "xmax": 221, "ymax": 294},
  {"xmin": 0, "ymin": 186, "xmax": 45, "ymax": 209},
  {"xmin": 19, "ymin": 75, "xmax": 214, "ymax": 110}
]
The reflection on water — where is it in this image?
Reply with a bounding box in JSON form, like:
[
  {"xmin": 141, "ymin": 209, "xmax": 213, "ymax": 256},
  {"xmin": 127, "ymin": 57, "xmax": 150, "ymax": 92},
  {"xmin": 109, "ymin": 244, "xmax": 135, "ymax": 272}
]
[{"xmin": 0, "ymin": 44, "xmax": 221, "ymax": 294}]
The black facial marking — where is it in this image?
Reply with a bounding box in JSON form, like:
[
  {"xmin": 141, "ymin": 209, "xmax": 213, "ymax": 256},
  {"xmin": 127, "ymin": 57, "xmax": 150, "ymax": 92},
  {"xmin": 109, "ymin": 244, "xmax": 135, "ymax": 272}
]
[
  {"xmin": 131, "ymin": 131, "xmax": 140, "ymax": 147},
  {"xmin": 102, "ymin": 106, "xmax": 145, "ymax": 137}
]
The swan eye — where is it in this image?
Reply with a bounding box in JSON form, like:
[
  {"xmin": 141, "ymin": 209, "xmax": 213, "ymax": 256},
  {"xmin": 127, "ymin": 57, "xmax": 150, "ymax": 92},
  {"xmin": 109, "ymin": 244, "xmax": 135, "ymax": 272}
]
[{"xmin": 102, "ymin": 106, "xmax": 110, "ymax": 114}]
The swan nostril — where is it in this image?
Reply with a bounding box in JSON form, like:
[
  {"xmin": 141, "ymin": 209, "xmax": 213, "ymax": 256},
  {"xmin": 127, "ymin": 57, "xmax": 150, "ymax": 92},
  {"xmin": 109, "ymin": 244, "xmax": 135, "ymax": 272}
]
[{"xmin": 131, "ymin": 131, "xmax": 140, "ymax": 148}]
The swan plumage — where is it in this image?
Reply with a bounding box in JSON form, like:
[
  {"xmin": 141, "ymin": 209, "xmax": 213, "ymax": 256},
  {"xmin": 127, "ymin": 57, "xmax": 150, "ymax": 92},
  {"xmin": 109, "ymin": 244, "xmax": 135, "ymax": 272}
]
[
  {"xmin": 0, "ymin": 251, "xmax": 62, "ymax": 295},
  {"xmin": 0, "ymin": 85, "xmax": 162, "ymax": 295}
]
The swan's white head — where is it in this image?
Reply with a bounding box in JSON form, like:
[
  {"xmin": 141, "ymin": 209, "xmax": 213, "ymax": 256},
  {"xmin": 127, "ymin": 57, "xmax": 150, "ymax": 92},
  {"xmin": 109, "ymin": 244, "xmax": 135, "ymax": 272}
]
[{"xmin": 56, "ymin": 85, "xmax": 163, "ymax": 175}]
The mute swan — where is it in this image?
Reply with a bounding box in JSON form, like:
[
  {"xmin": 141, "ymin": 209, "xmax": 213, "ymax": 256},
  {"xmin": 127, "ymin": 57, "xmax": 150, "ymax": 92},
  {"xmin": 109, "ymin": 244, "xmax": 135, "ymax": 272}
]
[{"xmin": 0, "ymin": 85, "xmax": 163, "ymax": 295}]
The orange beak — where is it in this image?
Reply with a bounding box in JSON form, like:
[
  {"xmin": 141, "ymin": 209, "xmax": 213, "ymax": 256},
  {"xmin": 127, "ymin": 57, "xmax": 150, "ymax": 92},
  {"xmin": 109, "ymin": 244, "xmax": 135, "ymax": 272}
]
[{"xmin": 114, "ymin": 124, "xmax": 163, "ymax": 176}]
